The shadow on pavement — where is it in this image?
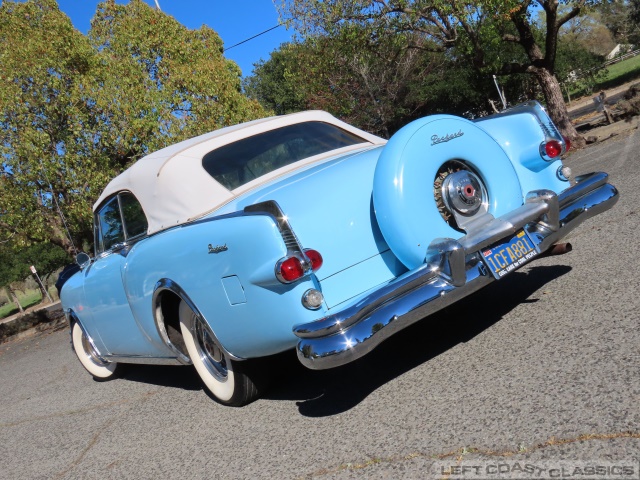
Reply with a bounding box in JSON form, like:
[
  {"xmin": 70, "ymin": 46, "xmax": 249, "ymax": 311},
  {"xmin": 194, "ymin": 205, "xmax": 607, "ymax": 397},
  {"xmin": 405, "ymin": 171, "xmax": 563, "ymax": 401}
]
[
  {"xmin": 265, "ymin": 264, "xmax": 572, "ymax": 417},
  {"xmin": 109, "ymin": 264, "xmax": 571, "ymax": 413},
  {"xmin": 120, "ymin": 363, "xmax": 202, "ymax": 391}
]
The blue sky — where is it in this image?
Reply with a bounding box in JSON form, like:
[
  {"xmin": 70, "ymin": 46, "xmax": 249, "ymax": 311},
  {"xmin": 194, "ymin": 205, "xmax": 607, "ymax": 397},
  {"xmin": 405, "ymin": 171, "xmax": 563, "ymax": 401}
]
[{"xmin": 55, "ymin": 0, "xmax": 293, "ymax": 77}]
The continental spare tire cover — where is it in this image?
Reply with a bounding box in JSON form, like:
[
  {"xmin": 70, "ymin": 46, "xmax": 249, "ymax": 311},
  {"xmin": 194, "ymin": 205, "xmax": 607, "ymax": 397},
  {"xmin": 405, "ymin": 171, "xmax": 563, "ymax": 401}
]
[{"xmin": 373, "ymin": 115, "xmax": 523, "ymax": 270}]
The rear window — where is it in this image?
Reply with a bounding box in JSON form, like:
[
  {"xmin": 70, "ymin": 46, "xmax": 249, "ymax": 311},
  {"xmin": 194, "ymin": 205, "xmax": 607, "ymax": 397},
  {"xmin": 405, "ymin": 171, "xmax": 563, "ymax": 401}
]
[{"xmin": 202, "ymin": 121, "xmax": 367, "ymax": 190}]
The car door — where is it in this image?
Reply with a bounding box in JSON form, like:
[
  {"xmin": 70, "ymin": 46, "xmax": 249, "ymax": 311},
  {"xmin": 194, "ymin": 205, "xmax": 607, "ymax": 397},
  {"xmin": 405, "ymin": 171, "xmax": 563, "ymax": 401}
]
[{"xmin": 82, "ymin": 192, "xmax": 158, "ymax": 356}]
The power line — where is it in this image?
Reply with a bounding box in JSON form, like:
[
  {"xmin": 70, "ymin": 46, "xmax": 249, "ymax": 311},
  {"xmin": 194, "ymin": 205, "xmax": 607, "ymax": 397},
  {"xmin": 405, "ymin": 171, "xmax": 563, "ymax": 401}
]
[
  {"xmin": 224, "ymin": 24, "xmax": 282, "ymax": 52},
  {"xmin": 38, "ymin": 160, "xmax": 78, "ymax": 257}
]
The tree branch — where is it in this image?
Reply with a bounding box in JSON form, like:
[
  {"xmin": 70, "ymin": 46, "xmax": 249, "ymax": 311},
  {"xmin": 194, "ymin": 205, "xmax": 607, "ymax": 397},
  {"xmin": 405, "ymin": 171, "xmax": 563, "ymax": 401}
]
[
  {"xmin": 0, "ymin": 221, "xmax": 22, "ymax": 239},
  {"xmin": 536, "ymin": 0, "xmax": 550, "ymax": 14},
  {"xmin": 503, "ymin": 34, "xmax": 520, "ymax": 43},
  {"xmin": 556, "ymin": 6, "xmax": 582, "ymax": 30},
  {"xmin": 498, "ymin": 62, "xmax": 536, "ymax": 75}
]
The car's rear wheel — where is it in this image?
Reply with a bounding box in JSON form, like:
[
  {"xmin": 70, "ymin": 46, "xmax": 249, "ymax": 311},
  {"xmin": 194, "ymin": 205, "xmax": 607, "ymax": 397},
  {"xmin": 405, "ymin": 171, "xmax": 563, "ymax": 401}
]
[
  {"xmin": 71, "ymin": 322, "xmax": 120, "ymax": 380},
  {"xmin": 178, "ymin": 301, "xmax": 264, "ymax": 406}
]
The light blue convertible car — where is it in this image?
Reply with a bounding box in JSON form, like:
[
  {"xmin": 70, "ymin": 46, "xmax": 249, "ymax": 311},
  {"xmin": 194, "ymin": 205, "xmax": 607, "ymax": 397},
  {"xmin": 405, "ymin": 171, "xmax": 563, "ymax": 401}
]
[{"xmin": 61, "ymin": 102, "xmax": 618, "ymax": 406}]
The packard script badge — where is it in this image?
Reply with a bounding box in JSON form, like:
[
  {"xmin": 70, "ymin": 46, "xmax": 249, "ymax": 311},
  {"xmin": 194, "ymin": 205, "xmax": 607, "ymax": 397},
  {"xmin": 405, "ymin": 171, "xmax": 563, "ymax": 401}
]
[
  {"xmin": 431, "ymin": 130, "xmax": 464, "ymax": 146},
  {"xmin": 208, "ymin": 244, "xmax": 228, "ymax": 254}
]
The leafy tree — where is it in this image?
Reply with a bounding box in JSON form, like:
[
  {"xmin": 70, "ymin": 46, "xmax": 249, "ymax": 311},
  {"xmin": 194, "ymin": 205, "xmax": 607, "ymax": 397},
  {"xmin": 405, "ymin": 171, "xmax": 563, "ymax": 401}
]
[
  {"xmin": 555, "ymin": 8, "xmax": 616, "ymax": 57},
  {"xmin": 89, "ymin": 0, "xmax": 264, "ymax": 148},
  {"xmin": 0, "ymin": 242, "xmax": 70, "ymax": 311},
  {"xmin": 290, "ymin": 27, "xmax": 442, "ymax": 137},
  {"xmin": 554, "ymin": 35, "xmax": 606, "ymax": 96},
  {"xmin": 247, "ymin": 29, "xmax": 452, "ymax": 137},
  {"xmin": 278, "ymin": 0, "xmax": 600, "ymax": 147},
  {"xmin": 247, "ymin": 29, "xmax": 494, "ymax": 137},
  {"xmin": 632, "ymin": 0, "xmax": 640, "ymax": 26},
  {"xmin": 0, "ymin": 0, "xmax": 104, "ymax": 256},
  {"xmin": 602, "ymin": 0, "xmax": 640, "ymax": 45},
  {"xmin": 246, "ymin": 25, "xmax": 548, "ymax": 137},
  {"xmin": 0, "ymin": 0, "xmax": 265, "ymax": 256},
  {"xmin": 243, "ymin": 44, "xmax": 308, "ymax": 115}
]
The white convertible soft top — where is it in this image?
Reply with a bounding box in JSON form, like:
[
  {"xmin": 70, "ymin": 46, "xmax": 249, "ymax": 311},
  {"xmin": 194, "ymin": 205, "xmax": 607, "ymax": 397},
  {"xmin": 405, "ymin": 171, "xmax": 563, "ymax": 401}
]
[{"xmin": 94, "ymin": 111, "xmax": 385, "ymax": 235}]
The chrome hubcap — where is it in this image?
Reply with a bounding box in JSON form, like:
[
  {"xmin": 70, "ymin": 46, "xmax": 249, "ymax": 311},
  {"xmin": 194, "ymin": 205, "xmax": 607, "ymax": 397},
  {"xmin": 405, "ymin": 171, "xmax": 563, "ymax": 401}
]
[
  {"xmin": 434, "ymin": 160, "xmax": 488, "ymax": 231},
  {"xmin": 442, "ymin": 169, "xmax": 486, "ymax": 216},
  {"xmin": 81, "ymin": 332, "xmax": 109, "ymax": 366},
  {"xmin": 194, "ymin": 315, "xmax": 228, "ymax": 381}
]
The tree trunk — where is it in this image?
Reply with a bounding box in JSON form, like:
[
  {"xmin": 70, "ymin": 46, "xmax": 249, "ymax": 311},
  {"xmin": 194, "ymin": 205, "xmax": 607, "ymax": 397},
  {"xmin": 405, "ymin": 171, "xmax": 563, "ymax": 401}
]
[
  {"xmin": 6, "ymin": 286, "xmax": 24, "ymax": 315},
  {"xmin": 34, "ymin": 275, "xmax": 50, "ymax": 304},
  {"xmin": 535, "ymin": 68, "xmax": 586, "ymax": 149}
]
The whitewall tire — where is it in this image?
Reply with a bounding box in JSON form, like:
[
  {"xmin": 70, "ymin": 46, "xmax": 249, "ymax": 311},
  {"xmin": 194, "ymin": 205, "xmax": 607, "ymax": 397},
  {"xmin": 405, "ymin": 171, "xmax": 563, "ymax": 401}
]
[
  {"xmin": 71, "ymin": 322, "xmax": 120, "ymax": 380},
  {"xmin": 178, "ymin": 301, "xmax": 264, "ymax": 406}
]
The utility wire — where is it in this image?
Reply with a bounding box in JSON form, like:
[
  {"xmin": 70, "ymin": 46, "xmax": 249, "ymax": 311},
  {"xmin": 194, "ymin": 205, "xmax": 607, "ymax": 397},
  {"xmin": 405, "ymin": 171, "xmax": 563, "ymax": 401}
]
[
  {"xmin": 38, "ymin": 160, "xmax": 78, "ymax": 257},
  {"xmin": 224, "ymin": 24, "xmax": 282, "ymax": 52}
]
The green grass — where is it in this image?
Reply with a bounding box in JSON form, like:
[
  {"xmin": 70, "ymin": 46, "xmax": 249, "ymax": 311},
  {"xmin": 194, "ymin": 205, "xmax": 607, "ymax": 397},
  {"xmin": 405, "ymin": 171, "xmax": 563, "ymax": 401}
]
[
  {"xmin": 598, "ymin": 54, "xmax": 640, "ymax": 90},
  {"xmin": 568, "ymin": 54, "xmax": 640, "ymax": 99},
  {"xmin": 0, "ymin": 290, "xmax": 43, "ymax": 319}
]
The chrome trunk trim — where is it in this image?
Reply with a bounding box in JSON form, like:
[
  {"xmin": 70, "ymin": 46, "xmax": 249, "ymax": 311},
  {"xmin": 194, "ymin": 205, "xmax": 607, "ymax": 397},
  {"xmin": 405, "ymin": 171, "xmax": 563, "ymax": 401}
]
[{"xmin": 293, "ymin": 172, "xmax": 618, "ymax": 370}]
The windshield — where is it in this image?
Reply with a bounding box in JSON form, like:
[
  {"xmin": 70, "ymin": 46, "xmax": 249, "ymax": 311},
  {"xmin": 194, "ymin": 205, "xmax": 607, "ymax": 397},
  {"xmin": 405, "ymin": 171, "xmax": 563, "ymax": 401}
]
[{"xmin": 202, "ymin": 121, "xmax": 368, "ymax": 190}]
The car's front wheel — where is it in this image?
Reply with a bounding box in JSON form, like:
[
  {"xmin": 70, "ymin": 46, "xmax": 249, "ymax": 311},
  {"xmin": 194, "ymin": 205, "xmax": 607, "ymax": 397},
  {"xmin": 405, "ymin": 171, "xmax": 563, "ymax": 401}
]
[
  {"xmin": 71, "ymin": 322, "xmax": 121, "ymax": 380},
  {"xmin": 178, "ymin": 301, "xmax": 264, "ymax": 406}
]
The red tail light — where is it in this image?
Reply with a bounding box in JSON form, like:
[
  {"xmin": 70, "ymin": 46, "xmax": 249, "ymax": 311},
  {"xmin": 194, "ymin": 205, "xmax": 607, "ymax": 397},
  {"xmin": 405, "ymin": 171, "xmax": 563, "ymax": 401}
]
[
  {"xmin": 304, "ymin": 249, "xmax": 323, "ymax": 271},
  {"xmin": 563, "ymin": 136, "xmax": 571, "ymax": 152},
  {"xmin": 544, "ymin": 140, "xmax": 562, "ymax": 158},
  {"xmin": 277, "ymin": 257, "xmax": 304, "ymax": 283},
  {"xmin": 276, "ymin": 249, "xmax": 323, "ymax": 284}
]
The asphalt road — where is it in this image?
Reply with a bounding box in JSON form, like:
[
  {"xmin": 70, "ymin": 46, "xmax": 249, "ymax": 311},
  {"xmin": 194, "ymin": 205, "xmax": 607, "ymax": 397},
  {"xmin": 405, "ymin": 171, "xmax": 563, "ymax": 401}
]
[
  {"xmin": 1, "ymin": 132, "xmax": 639, "ymax": 480},
  {"xmin": 568, "ymin": 90, "xmax": 628, "ymax": 121},
  {"xmin": 567, "ymin": 81, "xmax": 637, "ymax": 121}
]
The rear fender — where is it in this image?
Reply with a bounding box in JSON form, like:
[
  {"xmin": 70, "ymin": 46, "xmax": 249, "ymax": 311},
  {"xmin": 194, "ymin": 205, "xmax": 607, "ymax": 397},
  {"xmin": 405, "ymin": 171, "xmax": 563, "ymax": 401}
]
[
  {"xmin": 125, "ymin": 214, "xmax": 326, "ymax": 359},
  {"xmin": 474, "ymin": 102, "xmax": 569, "ymax": 195}
]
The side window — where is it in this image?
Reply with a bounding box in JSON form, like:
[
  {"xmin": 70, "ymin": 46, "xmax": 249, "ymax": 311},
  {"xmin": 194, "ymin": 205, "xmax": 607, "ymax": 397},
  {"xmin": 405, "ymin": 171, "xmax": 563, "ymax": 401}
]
[
  {"xmin": 95, "ymin": 192, "xmax": 148, "ymax": 254},
  {"xmin": 97, "ymin": 197, "xmax": 125, "ymax": 251}
]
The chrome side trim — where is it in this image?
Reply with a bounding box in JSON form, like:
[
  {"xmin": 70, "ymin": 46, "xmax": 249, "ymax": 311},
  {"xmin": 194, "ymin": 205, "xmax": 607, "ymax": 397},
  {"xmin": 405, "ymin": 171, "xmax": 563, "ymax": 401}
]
[
  {"xmin": 152, "ymin": 278, "xmax": 242, "ymax": 363},
  {"xmin": 244, "ymin": 200, "xmax": 302, "ymax": 253},
  {"xmin": 294, "ymin": 172, "xmax": 618, "ymax": 370},
  {"xmin": 245, "ymin": 200, "xmax": 314, "ymax": 281},
  {"xmin": 102, "ymin": 355, "xmax": 183, "ymax": 365}
]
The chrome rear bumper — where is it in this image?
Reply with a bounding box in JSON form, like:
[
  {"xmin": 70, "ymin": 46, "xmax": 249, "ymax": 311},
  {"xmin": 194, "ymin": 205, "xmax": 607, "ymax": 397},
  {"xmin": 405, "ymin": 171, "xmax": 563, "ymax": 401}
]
[{"xmin": 293, "ymin": 172, "xmax": 618, "ymax": 370}]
